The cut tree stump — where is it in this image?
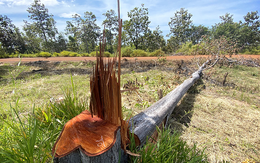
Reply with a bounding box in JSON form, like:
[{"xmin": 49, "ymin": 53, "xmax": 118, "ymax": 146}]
[{"xmin": 53, "ymin": 129, "xmax": 127, "ymax": 163}]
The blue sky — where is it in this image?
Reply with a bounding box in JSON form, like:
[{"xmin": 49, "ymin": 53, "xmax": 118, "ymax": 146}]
[{"xmin": 0, "ymin": 0, "xmax": 259, "ymax": 38}]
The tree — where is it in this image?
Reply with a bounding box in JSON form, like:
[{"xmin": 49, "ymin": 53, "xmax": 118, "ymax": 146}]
[
  {"xmin": 25, "ymin": 0, "xmax": 58, "ymax": 52},
  {"xmin": 23, "ymin": 23, "xmax": 41, "ymax": 53},
  {"xmin": 123, "ymin": 4, "xmax": 150, "ymax": 50},
  {"xmin": 102, "ymin": 9, "xmax": 118, "ymax": 53},
  {"xmin": 145, "ymin": 26, "xmax": 166, "ymax": 52},
  {"xmin": 190, "ymin": 25, "xmax": 209, "ymax": 44},
  {"xmin": 0, "ymin": 15, "xmax": 26, "ymax": 54},
  {"xmin": 240, "ymin": 11, "xmax": 260, "ymax": 49},
  {"xmin": 212, "ymin": 13, "xmax": 241, "ymax": 43},
  {"xmin": 66, "ymin": 12, "xmax": 100, "ymax": 53},
  {"xmin": 168, "ymin": 8, "xmax": 193, "ymax": 47},
  {"xmin": 81, "ymin": 12, "xmax": 100, "ymax": 53}
]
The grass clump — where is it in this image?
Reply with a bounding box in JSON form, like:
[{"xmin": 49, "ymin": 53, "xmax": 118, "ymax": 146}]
[
  {"xmin": 130, "ymin": 127, "xmax": 208, "ymax": 163},
  {"xmin": 0, "ymin": 78, "xmax": 87, "ymax": 162}
]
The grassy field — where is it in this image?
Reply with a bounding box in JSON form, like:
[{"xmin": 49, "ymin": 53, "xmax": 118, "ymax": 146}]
[{"xmin": 0, "ymin": 58, "xmax": 259, "ymax": 162}]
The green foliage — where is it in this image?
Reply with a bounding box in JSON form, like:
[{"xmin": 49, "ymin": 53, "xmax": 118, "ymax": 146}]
[
  {"xmin": 81, "ymin": 53, "xmax": 89, "ymax": 57},
  {"xmin": 168, "ymin": 8, "xmax": 193, "ymax": 48},
  {"xmin": 145, "ymin": 26, "xmax": 166, "ymax": 52},
  {"xmin": 122, "ymin": 46, "xmax": 134, "ymax": 57},
  {"xmin": 89, "ymin": 51, "xmax": 98, "ymax": 57},
  {"xmin": 241, "ymin": 46, "xmax": 260, "ymax": 55},
  {"xmin": 123, "ymin": 4, "xmax": 151, "ymax": 50},
  {"xmin": 0, "ymin": 76, "xmax": 87, "ymax": 162},
  {"xmin": 104, "ymin": 51, "xmax": 112, "ymax": 57},
  {"xmin": 131, "ymin": 49, "xmax": 148, "ymax": 57},
  {"xmin": 150, "ymin": 49, "xmax": 165, "ymax": 57},
  {"xmin": 131, "ymin": 127, "xmax": 208, "ymax": 163},
  {"xmin": 0, "ymin": 101, "xmax": 55, "ymax": 163},
  {"xmin": 59, "ymin": 50, "xmax": 71, "ymax": 57},
  {"xmin": 25, "ymin": 0, "xmax": 58, "ymax": 52},
  {"xmin": 68, "ymin": 52, "xmax": 78, "ymax": 57},
  {"xmin": 36, "ymin": 52, "xmax": 52, "ymax": 57},
  {"xmin": 0, "ymin": 15, "xmax": 26, "ymax": 54},
  {"xmin": 176, "ymin": 41, "xmax": 193, "ymax": 55}
]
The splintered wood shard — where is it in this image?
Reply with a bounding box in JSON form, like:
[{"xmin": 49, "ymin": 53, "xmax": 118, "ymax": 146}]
[
  {"xmin": 89, "ymin": 24, "xmax": 129, "ymax": 150},
  {"xmin": 52, "ymin": 2, "xmax": 130, "ymax": 161}
]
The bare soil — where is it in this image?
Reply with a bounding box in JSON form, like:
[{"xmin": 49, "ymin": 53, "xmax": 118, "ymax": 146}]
[{"xmin": 1, "ymin": 55, "xmax": 260, "ymax": 63}]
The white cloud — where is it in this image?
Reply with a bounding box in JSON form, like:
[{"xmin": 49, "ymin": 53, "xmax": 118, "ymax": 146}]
[
  {"xmin": 0, "ymin": 0, "xmax": 59, "ymax": 6},
  {"xmin": 60, "ymin": 12, "xmax": 80, "ymax": 18},
  {"xmin": 41, "ymin": 0, "xmax": 59, "ymax": 6}
]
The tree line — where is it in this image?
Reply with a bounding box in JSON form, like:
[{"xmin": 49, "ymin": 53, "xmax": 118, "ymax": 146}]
[{"xmin": 0, "ymin": 0, "xmax": 259, "ymax": 56}]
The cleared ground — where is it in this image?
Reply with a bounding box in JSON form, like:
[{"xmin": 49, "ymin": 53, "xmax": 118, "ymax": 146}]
[{"xmin": 0, "ymin": 57, "xmax": 259, "ymax": 162}]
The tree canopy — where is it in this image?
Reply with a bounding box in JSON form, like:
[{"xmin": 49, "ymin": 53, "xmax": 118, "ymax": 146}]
[{"xmin": 0, "ymin": 1, "xmax": 259, "ymax": 56}]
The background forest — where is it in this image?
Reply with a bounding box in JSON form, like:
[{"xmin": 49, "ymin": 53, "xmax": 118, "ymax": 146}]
[{"xmin": 0, "ymin": 0, "xmax": 259, "ymax": 57}]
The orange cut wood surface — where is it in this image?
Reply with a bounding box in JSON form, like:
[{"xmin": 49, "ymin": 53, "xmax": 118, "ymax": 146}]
[{"xmin": 52, "ymin": 110, "xmax": 120, "ymax": 157}]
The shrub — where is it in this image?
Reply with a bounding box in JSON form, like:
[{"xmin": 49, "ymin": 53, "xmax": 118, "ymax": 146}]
[
  {"xmin": 150, "ymin": 49, "xmax": 165, "ymax": 57},
  {"xmin": 81, "ymin": 53, "xmax": 89, "ymax": 57},
  {"xmin": 176, "ymin": 41, "xmax": 193, "ymax": 55},
  {"xmin": 59, "ymin": 51, "xmax": 72, "ymax": 57},
  {"xmin": 37, "ymin": 52, "xmax": 52, "ymax": 57},
  {"xmin": 122, "ymin": 46, "xmax": 134, "ymax": 57},
  {"xmin": 131, "ymin": 49, "xmax": 148, "ymax": 57},
  {"xmin": 89, "ymin": 51, "xmax": 97, "ymax": 57},
  {"xmin": 53, "ymin": 52, "xmax": 60, "ymax": 57},
  {"xmin": 104, "ymin": 51, "xmax": 112, "ymax": 57},
  {"xmin": 192, "ymin": 43, "xmax": 207, "ymax": 55},
  {"xmin": 69, "ymin": 52, "xmax": 78, "ymax": 57}
]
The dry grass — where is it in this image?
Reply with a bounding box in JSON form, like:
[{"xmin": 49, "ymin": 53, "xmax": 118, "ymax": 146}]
[
  {"xmin": 176, "ymin": 91, "xmax": 260, "ymax": 162},
  {"xmin": 1, "ymin": 59, "xmax": 259, "ymax": 162},
  {"xmin": 169, "ymin": 63, "xmax": 260, "ymax": 163}
]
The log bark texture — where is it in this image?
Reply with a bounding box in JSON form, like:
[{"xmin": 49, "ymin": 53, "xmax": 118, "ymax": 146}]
[
  {"xmin": 53, "ymin": 129, "xmax": 127, "ymax": 163},
  {"xmin": 129, "ymin": 65, "xmax": 204, "ymax": 146}
]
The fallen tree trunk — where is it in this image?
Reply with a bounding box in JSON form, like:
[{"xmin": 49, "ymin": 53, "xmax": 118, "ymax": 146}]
[
  {"xmin": 53, "ymin": 60, "xmax": 211, "ymax": 162},
  {"xmin": 129, "ymin": 61, "xmax": 208, "ymax": 146}
]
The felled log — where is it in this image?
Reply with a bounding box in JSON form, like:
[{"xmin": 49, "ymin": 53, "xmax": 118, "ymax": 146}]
[{"xmin": 129, "ymin": 62, "xmax": 207, "ymax": 146}]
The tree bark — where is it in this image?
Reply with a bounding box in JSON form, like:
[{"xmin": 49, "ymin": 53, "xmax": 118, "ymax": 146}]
[{"xmin": 129, "ymin": 65, "xmax": 205, "ymax": 146}]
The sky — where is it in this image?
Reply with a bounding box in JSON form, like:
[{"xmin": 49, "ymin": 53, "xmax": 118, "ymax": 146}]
[{"xmin": 0, "ymin": 0, "xmax": 259, "ymax": 38}]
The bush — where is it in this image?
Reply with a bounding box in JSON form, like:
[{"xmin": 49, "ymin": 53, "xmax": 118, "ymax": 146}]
[
  {"xmin": 122, "ymin": 46, "xmax": 134, "ymax": 57},
  {"xmin": 36, "ymin": 52, "xmax": 52, "ymax": 57},
  {"xmin": 53, "ymin": 52, "xmax": 60, "ymax": 57},
  {"xmin": 81, "ymin": 53, "xmax": 89, "ymax": 57},
  {"xmin": 131, "ymin": 49, "xmax": 148, "ymax": 57},
  {"xmin": 89, "ymin": 51, "xmax": 97, "ymax": 57},
  {"xmin": 241, "ymin": 46, "xmax": 260, "ymax": 55},
  {"xmin": 176, "ymin": 41, "xmax": 193, "ymax": 55},
  {"xmin": 69, "ymin": 52, "xmax": 78, "ymax": 57},
  {"xmin": 59, "ymin": 51, "xmax": 71, "ymax": 57},
  {"xmin": 150, "ymin": 49, "xmax": 165, "ymax": 57},
  {"xmin": 192, "ymin": 43, "xmax": 207, "ymax": 55},
  {"xmin": 104, "ymin": 51, "xmax": 112, "ymax": 57}
]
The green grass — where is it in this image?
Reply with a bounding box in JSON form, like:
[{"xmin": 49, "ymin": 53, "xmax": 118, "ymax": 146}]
[
  {"xmin": 1, "ymin": 60, "xmax": 259, "ymax": 162},
  {"xmin": 130, "ymin": 127, "xmax": 208, "ymax": 163}
]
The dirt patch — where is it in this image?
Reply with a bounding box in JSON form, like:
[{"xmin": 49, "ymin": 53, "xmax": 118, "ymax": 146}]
[{"xmin": 1, "ymin": 55, "xmax": 260, "ymax": 64}]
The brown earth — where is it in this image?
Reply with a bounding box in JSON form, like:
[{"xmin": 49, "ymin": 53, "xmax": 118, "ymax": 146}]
[{"xmin": 0, "ymin": 55, "xmax": 260, "ymax": 63}]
